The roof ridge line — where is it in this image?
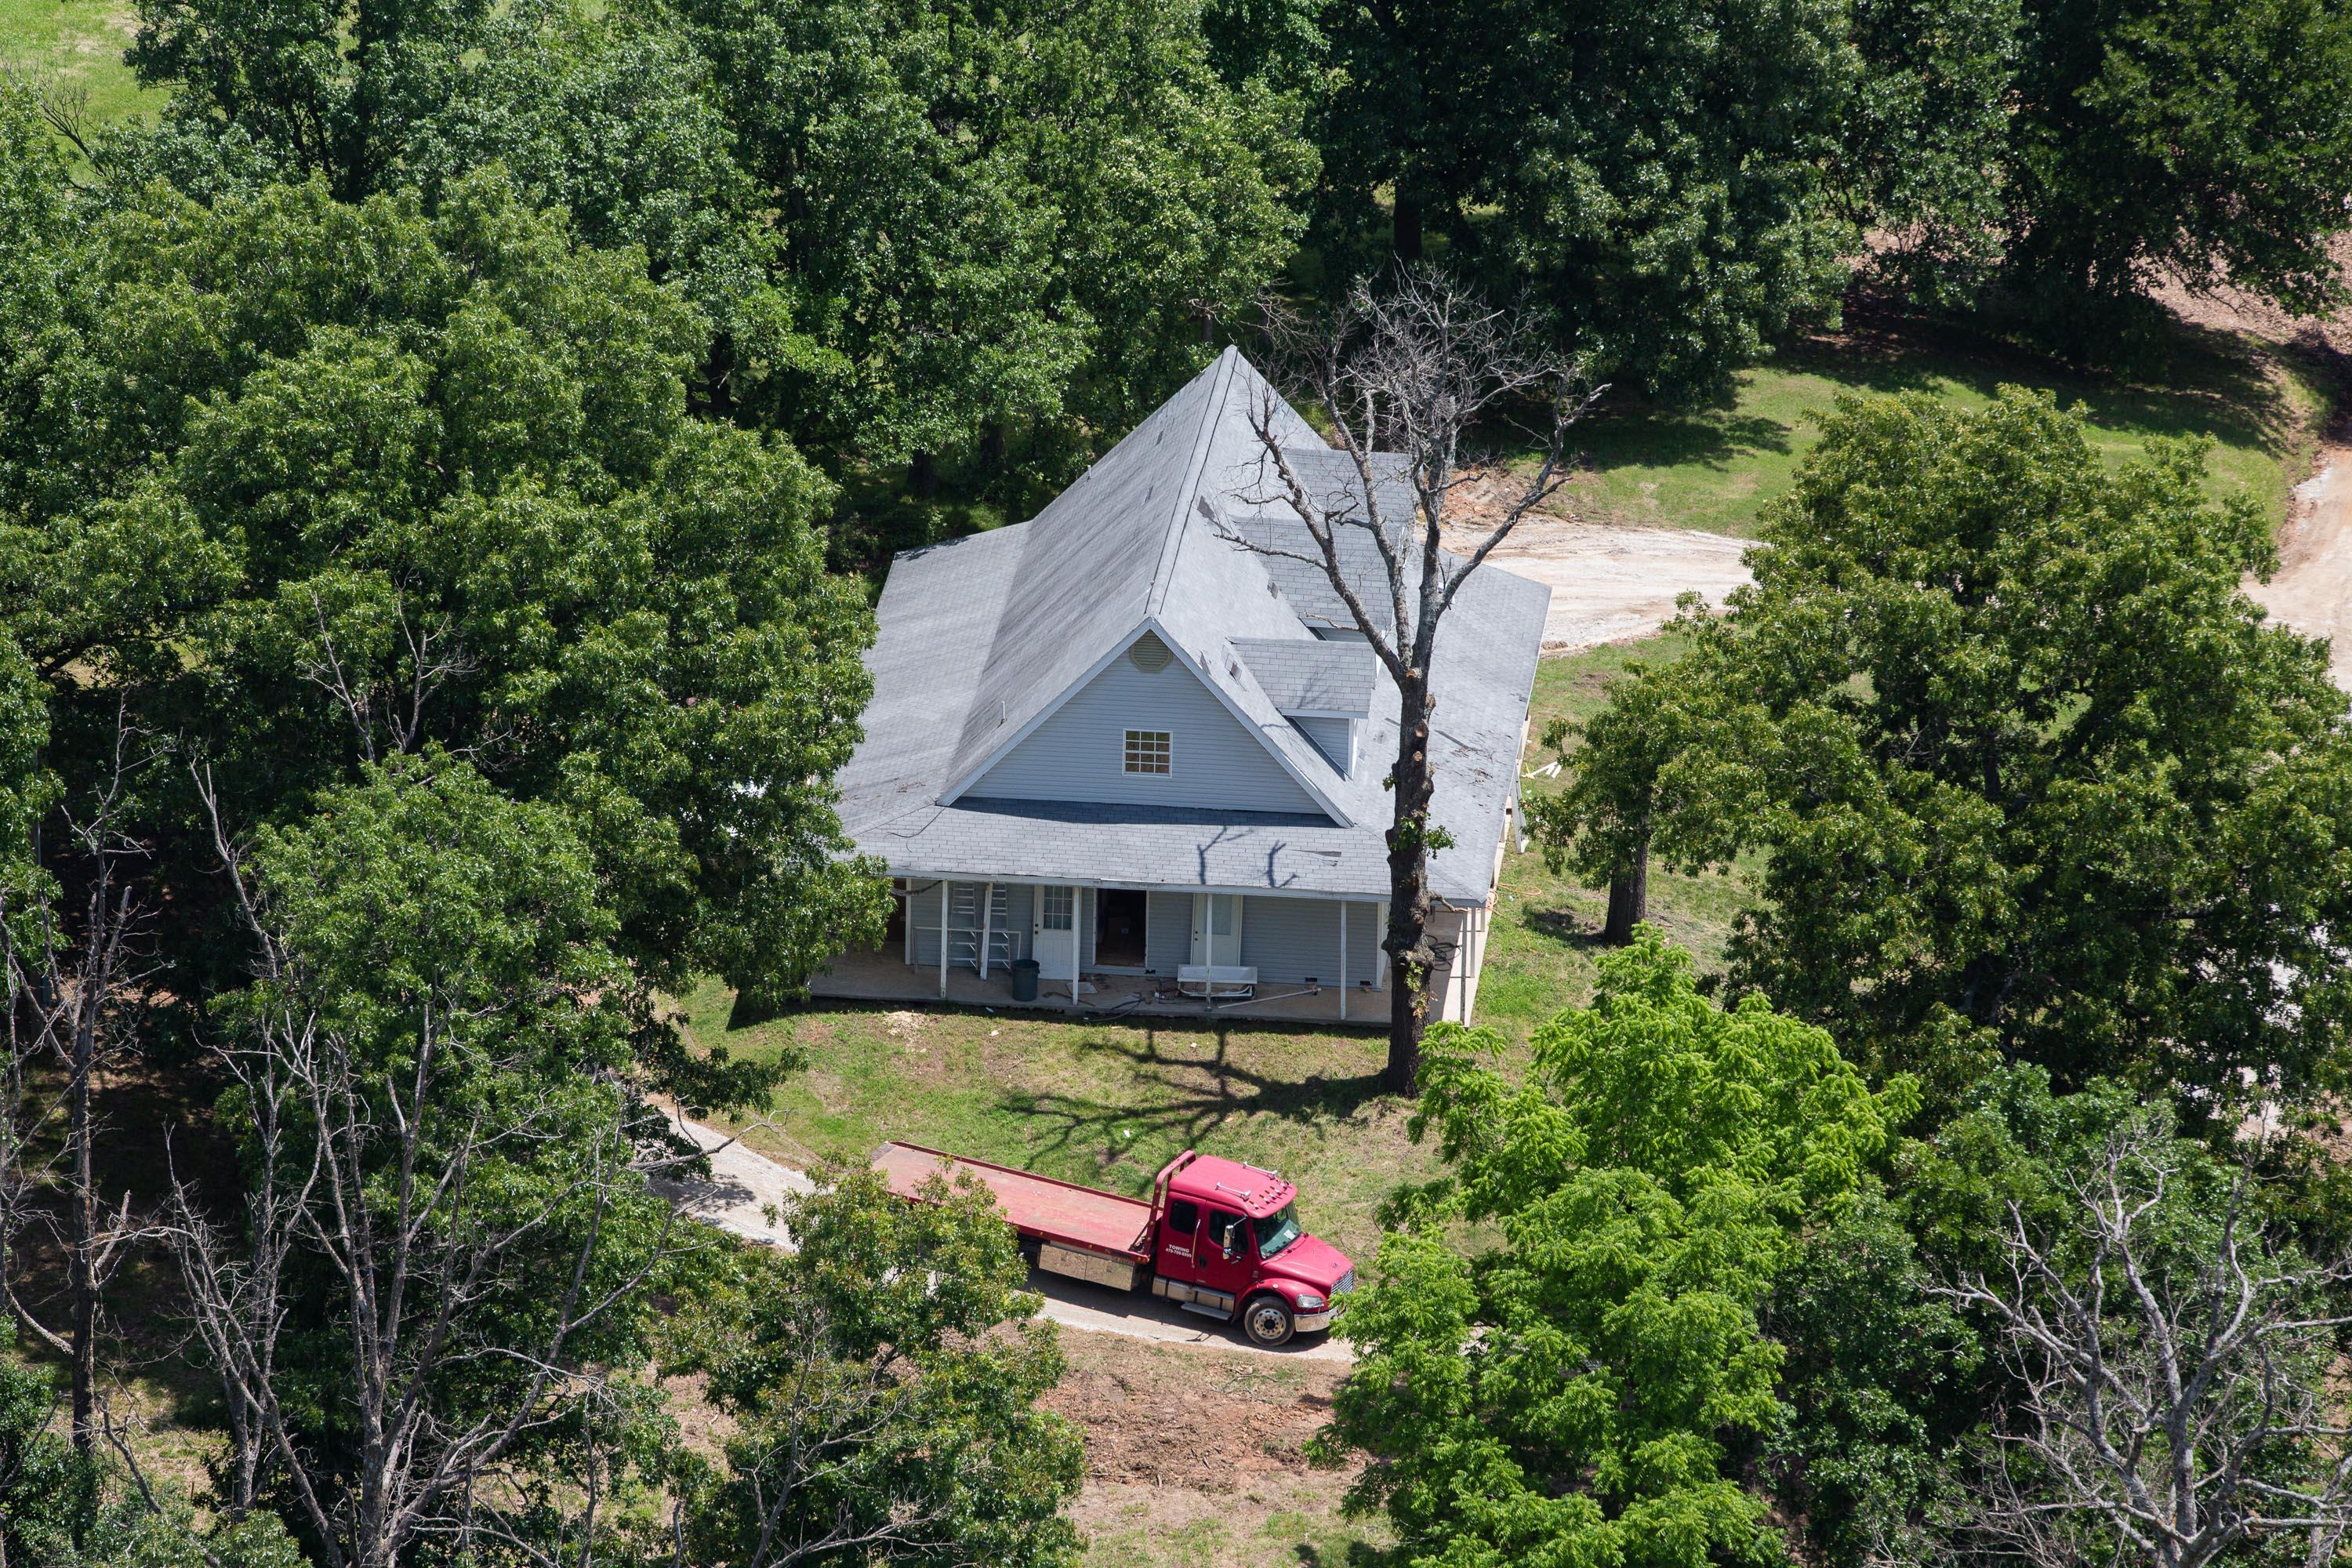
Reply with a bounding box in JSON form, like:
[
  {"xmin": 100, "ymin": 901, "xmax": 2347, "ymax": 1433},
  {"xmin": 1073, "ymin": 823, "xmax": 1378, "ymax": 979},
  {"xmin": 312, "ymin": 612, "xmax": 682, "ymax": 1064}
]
[{"xmin": 1145, "ymin": 346, "xmax": 1240, "ymax": 621}]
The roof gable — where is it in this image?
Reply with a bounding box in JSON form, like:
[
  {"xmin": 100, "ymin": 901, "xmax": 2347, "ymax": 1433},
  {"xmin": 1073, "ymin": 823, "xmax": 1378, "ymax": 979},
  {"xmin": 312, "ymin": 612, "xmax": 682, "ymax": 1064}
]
[
  {"xmin": 964, "ymin": 623, "xmax": 1327, "ymax": 815},
  {"xmin": 935, "ymin": 349, "xmax": 1365, "ymax": 820},
  {"xmin": 939, "ymin": 351, "xmax": 1274, "ymax": 799},
  {"xmin": 887, "ymin": 346, "xmax": 1544, "ymax": 848}
]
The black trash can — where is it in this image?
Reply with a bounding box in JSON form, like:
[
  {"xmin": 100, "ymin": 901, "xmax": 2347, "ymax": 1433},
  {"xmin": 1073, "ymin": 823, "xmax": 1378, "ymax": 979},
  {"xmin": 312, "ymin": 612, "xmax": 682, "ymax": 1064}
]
[{"xmin": 1007, "ymin": 959, "xmax": 1040, "ymax": 1002}]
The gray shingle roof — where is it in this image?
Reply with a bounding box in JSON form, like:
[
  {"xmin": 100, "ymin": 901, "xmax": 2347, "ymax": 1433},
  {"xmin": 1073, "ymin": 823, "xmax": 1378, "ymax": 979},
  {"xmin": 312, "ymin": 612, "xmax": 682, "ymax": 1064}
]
[
  {"xmin": 832, "ymin": 348, "xmax": 1554, "ymax": 906},
  {"xmin": 1231, "ymin": 638, "xmax": 1375, "ymax": 717}
]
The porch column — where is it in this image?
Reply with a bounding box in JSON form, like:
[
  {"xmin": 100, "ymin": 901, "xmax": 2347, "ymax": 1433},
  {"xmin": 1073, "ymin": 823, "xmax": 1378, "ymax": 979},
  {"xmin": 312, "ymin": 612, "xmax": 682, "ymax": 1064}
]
[
  {"xmin": 1456, "ymin": 908, "xmax": 1468, "ymax": 1018},
  {"xmin": 979, "ymin": 880, "xmax": 996, "ymax": 980},
  {"xmin": 1338, "ymin": 900, "xmax": 1348, "ymax": 1020},
  {"xmin": 938, "ymin": 880, "xmax": 950, "ymax": 999}
]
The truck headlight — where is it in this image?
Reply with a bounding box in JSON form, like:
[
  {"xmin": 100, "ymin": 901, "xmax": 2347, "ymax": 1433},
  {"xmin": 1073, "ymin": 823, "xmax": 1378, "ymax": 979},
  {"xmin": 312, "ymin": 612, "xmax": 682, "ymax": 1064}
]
[{"xmin": 1294, "ymin": 1291, "xmax": 1326, "ymax": 1310}]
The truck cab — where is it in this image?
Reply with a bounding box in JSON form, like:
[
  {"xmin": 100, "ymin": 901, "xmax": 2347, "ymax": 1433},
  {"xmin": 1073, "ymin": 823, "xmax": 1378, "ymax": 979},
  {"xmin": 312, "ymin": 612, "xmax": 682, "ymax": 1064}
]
[{"xmin": 1145, "ymin": 1152, "xmax": 1355, "ymax": 1345}]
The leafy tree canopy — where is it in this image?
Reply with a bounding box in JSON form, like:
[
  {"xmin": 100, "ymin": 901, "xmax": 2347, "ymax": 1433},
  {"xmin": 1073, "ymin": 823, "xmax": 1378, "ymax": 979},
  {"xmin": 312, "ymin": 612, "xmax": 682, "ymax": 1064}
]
[
  {"xmin": 0, "ymin": 633, "xmax": 45, "ymax": 896},
  {"xmin": 0, "ymin": 157, "xmax": 885, "ymax": 1027},
  {"xmin": 121, "ymin": 0, "xmax": 1313, "ymax": 489},
  {"xmin": 670, "ymin": 1171, "xmax": 1084, "ymax": 1567},
  {"xmin": 1323, "ymin": 931, "xmax": 1912, "ymax": 1568},
  {"xmin": 1312, "ymin": 0, "xmax": 1857, "ymax": 398},
  {"xmin": 2004, "ymin": 0, "xmax": 2352, "ymax": 319},
  {"xmin": 667, "ymin": 0, "xmax": 1312, "ymax": 479},
  {"xmin": 1834, "ymin": 0, "xmax": 2022, "ymax": 303},
  {"xmin": 1541, "ymin": 390, "xmax": 2352, "ymax": 1116}
]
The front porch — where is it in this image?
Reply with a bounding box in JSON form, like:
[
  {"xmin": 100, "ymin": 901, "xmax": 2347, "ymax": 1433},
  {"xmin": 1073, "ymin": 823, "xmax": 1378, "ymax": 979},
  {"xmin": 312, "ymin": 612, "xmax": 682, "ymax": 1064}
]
[{"xmin": 805, "ymin": 879, "xmax": 1488, "ymax": 1026}]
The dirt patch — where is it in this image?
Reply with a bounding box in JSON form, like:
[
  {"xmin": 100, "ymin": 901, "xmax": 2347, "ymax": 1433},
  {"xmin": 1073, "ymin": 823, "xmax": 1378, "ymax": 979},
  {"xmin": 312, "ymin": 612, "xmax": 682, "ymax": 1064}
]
[
  {"xmin": 1443, "ymin": 509, "xmax": 1751, "ymax": 651},
  {"xmin": 1050, "ymin": 1333, "xmax": 1374, "ymax": 1564},
  {"xmin": 660, "ymin": 1370, "xmax": 740, "ymax": 1461},
  {"xmin": 2148, "ymin": 235, "xmax": 2352, "ymax": 360},
  {"xmin": 1046, "ymin": 1334, "xmax": 1349, "ymax": 1494},
  {"xmin": 1439, "ymin": 466, "xmax": 1752, "ymax": 650}
]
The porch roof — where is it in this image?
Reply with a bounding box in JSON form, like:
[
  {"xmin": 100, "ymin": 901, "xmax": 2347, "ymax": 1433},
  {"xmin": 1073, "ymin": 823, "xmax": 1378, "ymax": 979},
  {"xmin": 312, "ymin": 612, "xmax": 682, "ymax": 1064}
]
[{"xmin": 861, "ymin": 797, "xmax": 1398, "ymax": 902}]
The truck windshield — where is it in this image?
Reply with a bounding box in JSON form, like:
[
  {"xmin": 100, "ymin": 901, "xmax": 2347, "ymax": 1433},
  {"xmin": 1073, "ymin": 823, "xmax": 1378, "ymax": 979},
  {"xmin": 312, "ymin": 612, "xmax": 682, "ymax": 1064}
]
[{"xmin": 1253, "ymin": 1203, "xmax": 1302, "ymax": 1260}]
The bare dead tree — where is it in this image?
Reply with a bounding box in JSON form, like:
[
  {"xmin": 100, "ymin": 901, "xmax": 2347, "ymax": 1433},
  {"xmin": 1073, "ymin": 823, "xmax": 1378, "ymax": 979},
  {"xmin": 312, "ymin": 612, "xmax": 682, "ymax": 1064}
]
[
  {"xmin": 0, "ymin": 708, "xmax": 163, "ymax": 1457},
  {"xmin": 1225, "ymin": 267, "xmax": 1599, "ymax": 1091},
  {"xmin": 0, "ymin": 61, "xmax": 97, "ymax": 170},
  {"xmin": 160, "ymin": 775, "xmax": 696, "ymax": 1568},
  {"xmin": 300, "ymin": 584, "xmax": 475, "ymax": 764},
  {"xmin": 1942, "ymin": 1118, "xmax": 2352, "ymax": 1568}
]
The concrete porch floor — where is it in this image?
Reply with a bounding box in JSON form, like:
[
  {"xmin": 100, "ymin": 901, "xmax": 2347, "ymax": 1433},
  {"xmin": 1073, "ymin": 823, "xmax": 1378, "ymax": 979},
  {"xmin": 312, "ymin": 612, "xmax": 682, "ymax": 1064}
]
[{"xmin": 806, "ymin": 945, "xmax": 1412, "ymax": 1027}]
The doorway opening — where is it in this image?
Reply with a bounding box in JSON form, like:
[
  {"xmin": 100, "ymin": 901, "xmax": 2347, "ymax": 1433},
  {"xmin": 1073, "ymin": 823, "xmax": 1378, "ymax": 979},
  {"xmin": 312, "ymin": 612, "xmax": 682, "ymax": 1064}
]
[{"xmin": 1095, "ymin": 887, "xmax": 1149, "ymax": 968}]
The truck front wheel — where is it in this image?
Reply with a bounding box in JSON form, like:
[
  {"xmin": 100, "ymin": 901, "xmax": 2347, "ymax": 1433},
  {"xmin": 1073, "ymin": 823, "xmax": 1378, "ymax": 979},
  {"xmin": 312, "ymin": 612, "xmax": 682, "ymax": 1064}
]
[{"xmin": 1242, "ymin": 1295, "xmax": 1294, "ymax": 1347}]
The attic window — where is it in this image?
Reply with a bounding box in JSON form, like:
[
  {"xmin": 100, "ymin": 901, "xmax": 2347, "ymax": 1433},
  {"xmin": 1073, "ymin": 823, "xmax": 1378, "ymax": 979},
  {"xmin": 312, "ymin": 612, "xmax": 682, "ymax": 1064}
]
[
  {"xmin": 1128, "ymin": 633, "xmax": 1174, "ymax": 673},
  {"xmin": 1123, "ymin": 730, "xmax": 1171, "ymax": 775}
]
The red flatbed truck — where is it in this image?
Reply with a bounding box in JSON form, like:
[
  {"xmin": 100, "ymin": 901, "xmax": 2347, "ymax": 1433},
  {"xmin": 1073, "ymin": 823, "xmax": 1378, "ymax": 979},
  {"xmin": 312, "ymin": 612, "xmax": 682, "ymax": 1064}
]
[{"xmin": 871, "ymin": 1141, "xmax": 1356, "ymax": 1347}]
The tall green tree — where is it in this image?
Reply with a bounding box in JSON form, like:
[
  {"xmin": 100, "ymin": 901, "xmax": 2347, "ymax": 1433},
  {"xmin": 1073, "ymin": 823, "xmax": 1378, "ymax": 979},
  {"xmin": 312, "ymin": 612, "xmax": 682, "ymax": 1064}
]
[
  {"xmin": 1322, "ymin": 931, "xmax": 1914, "ymax": 1567},
  {"xmin": 1833, "ymin": 0, "xmax": 2022, "ymax": 303},
  {"xmin": 1539, "ymin": 390, "xmax": 2352, "ymax": 1114},
  {"xmin": 173, "ymin": 757, "xmax": 688, "ymax": 1567},
  {"xmin": 671, "ymin": 1172, "xmax": 1083, "ymax": 1567},
  {"xmin": 1312, "ymin": 0, "xmax": 1855, "ymax": 397},
  {"xmin": 127, "ymin": 0, "xmax": 490, "ymax": 200},
  {"xmin": 121, "ymin": 0, "xmax": 1313, "ymax": 490},
  {"xmin": 2002, "ymin": 0, "xmax": 2352, "ymax": 322},
  {"xmin": 0, "ymin": 164, "xmax": 885, "ymax": 1024},
  {"xmin": 670, "ymin": 0, "xmax": 1312, "ymax": 484}
]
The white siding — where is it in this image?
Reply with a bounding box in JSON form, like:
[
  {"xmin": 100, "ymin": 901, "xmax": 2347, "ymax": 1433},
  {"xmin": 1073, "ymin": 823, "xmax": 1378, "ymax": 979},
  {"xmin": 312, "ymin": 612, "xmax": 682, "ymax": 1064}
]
[
  {"xmin": 1292, "ymin": 716, "xmax": 1353, "ymax": 776},
  {"xmin": 1238, "ymin": 896, "xmax": 1381, "ymax": 985},
  {"xmin": 905, "ymin": 880, "xmax": 943, "ymax": 966},
  {"xmin": 1145, "ymin": 891, "xmax": 1192, "ymax": 973},
  {"xmin": 1004, "ymin": 883, "xmax": 1035, "ymax": 960},
  {"xmin": 968, "ymin": 652, "xmax": 1322, "ymax": 814}
]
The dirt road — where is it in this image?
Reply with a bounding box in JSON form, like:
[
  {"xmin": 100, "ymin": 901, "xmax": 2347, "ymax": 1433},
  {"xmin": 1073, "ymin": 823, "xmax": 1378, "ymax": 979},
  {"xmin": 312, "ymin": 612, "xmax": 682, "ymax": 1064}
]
[
  {"xmin": 2246, "ymin": 437, "xmax": 2352, "ymax": 691},
  {"xmin": 650, "ymin": 1105, "xmax": 1353, "ymax": 1363},
  {"xmin": 1490, "ymin": 517, "xmax": 1753, "ymax": 650},
  {"xmin": 1441, "ymin": 471, "xmax": 1754, "ymax": 650}
]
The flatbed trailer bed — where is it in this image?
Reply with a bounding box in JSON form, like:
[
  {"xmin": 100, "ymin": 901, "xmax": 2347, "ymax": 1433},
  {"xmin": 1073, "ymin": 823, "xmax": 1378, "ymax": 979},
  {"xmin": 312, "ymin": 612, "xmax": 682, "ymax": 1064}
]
[{"xmin": 870, "ymin": 1141, "xmax": 1153, "ymax": 1263}]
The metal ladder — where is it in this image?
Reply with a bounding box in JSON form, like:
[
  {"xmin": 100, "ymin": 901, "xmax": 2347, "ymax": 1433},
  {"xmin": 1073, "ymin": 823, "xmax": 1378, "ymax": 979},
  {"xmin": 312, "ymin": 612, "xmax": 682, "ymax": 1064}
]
[{"xmin": 946, "ymin": 882, "xmax": 1012, "ymax": 975}]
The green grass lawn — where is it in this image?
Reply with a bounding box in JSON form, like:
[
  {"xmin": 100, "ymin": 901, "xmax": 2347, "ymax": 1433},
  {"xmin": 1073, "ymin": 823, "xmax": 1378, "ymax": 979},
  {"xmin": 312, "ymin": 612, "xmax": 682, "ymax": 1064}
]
[
  {"xmin": 1472, "ymin": 636, "xmax": 1757, "ymax": 1043},
  {"xmin": 1555, "ymin": 314, "xmax": 2332, "ymax": 539},
  {"xmin": 0, "ymin": 0, "xmax": 161, "ymax": 135}
]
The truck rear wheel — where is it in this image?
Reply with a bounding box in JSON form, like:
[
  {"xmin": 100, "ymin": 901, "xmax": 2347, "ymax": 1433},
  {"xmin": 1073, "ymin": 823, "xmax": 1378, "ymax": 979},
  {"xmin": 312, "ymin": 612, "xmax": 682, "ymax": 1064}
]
[{"xmin": 1242, "ymin": 1295, "xmax": 1294, "ymax": 1347}]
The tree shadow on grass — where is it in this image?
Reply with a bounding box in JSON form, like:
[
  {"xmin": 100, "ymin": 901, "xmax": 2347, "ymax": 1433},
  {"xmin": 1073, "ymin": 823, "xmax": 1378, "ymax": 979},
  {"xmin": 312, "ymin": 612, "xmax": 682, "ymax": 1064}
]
[
  {"xmin": 996, "ymin": 1022, "xmax": 1392, "ymax": 1181},
  {"xmin": 1802, "ymin": 308, "xmax": 2296, "ymax": 456},
  {"xmin": 1522, "ymin": 904, "xmax": 1609, "ymax": 950},
  {"xmin": 1572, "ymin": 408, "xmax": 1796, "ymax": 474},
  {"xmin": 1563, "ymin": 305, "xmax": 2296, "ymax": 479},
  {"xmin": 726, "ymin": 987, "xmax": 795, "ymax": 1031}
]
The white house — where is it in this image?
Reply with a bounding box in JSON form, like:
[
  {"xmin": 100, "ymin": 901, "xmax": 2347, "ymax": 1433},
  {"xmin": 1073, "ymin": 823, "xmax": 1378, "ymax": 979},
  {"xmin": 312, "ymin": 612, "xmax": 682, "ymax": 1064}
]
[{"xmin": 818, "ymin": 348, "xmax": 1550, "ymax": 1024}]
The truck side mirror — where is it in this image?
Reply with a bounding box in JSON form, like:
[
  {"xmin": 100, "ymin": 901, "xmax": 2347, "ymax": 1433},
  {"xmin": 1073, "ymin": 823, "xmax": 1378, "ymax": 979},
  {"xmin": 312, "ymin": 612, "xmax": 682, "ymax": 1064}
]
[{"xmin": 1222, "ymin": 1238, "xmax": 1239, "ymax": 1261}]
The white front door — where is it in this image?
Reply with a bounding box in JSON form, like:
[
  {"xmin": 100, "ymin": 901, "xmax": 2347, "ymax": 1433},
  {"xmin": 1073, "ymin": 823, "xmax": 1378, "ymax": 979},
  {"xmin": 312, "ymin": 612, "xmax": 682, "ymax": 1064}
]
[
  {"xmin": 1189, "ymin": 893, "xmax": 1243, "ymax": 967},
  {"xmin": 1034, "ymin": 884, "xmax": 1080, "ymax": 982}
]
